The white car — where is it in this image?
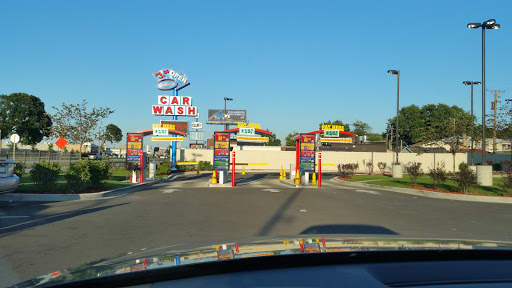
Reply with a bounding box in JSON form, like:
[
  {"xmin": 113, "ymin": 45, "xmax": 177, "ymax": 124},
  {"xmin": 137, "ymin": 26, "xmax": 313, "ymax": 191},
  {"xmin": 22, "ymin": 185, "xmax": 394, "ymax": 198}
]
[{"xmin": 0, "ymin": 159, "xmax": 20, "ymax": 193}]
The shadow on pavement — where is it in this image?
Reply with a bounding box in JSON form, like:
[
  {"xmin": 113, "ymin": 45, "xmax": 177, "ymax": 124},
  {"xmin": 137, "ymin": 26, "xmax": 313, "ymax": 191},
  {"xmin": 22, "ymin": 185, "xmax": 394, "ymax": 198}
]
[
  {"xmin": 300, "ymin": 224, "xmax": 398, "ymax": 235},
  {"xmin": 257, "ymin": 188, "xmax": 304, "ymax": 236},
  {"xmin": 170, "ymin": 173, "xmax": 211, "ymax": 182},
  {"xmin": 0, "ymin": 203, "xmax": 128, "ymax": 236}
]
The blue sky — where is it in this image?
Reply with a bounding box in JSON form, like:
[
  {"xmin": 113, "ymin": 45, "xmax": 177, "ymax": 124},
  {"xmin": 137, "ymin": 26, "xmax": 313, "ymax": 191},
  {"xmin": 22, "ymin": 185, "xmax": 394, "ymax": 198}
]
[{"xmin": 1, "ymin": 0, "xmax": 511, "ymax": 147}]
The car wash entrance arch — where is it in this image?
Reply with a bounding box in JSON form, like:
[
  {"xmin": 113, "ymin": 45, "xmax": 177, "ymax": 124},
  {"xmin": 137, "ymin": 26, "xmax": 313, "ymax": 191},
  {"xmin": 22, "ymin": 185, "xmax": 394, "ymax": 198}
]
[
  {"xmin": 211, "ymin": 123, "xmax": 272, "ymax": 186},
  {"xmin": 292, "ymin": 125, "xmax": 354, "ymax": 186}
]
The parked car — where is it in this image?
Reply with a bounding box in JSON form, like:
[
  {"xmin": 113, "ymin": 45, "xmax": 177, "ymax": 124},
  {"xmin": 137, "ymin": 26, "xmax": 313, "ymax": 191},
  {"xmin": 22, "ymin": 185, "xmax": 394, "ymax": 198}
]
[
  {"xmin": 88, "ymin": 153, "xmax": 102, "ymax": 160},
  {"xmin": 0, "ymin": 158, "xmax": 20, "ymax": 193}
]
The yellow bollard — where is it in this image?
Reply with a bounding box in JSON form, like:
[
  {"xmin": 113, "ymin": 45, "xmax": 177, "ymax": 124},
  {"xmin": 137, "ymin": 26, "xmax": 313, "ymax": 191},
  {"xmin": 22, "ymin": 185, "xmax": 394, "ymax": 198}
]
[
  {"xmin": 294, "ymin": 169, "xmax": 301, "ymax": 185},
  {"xmin": 211, "ymin": 171, "xmax": 218, "ymax": 184},
  {"xmin": 283, "ymin": 168, "xmax": 287, "ymax": 180},
  {"xmin": 311, "ymin": 172, "xmax": 317, "ymax": 185},
  {"xmin": 279, "ymin": 166, "xmax": 283, "ymax": 180},
  {"xmin": 242, "ymin": 166, "xmax": 246, "ymax": 175}
]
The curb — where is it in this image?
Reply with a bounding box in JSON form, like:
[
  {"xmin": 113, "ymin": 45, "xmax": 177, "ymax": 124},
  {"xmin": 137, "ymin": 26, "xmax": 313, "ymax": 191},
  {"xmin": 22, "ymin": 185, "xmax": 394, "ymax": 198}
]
[
  {"xmin": 0, "ymin": 174, "xmax": 182, "ymax": 202},
  {"xmin": 333, "ymin": 177, "xmax": 512, "ymax": 204}
]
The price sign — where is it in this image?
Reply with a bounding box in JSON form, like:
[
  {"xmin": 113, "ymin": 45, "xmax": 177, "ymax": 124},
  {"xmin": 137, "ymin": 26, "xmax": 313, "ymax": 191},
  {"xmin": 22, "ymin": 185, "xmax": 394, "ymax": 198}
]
[
  {"xmin": 213, "ymin": 132, "xmax": 230, "ymax": 171},
  {"xmin": 323, "ymin": 130, "xmax": 339, "ymax": 137},
  {"xmin": 153, "ymin": 128, "xmax": 168, "ymax": 136},
  {"xmin": 299, "ymin": 134, "xmax": 316, "ymax": 172},
  {"xmin": 239, "ymin": 128, "xmax": 255, "ymax": 136}
]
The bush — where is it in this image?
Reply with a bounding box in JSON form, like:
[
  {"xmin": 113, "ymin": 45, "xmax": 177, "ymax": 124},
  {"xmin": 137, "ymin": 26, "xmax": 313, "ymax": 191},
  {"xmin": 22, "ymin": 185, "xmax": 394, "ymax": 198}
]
[
  {"xmin": 125, "ymin": 162, "xmax": 140, "ymax": 172},
  {"xmin": 198, "ymin": 161, "xmax": 212, "ymax": 171},
  {"xmin": 30, "ymin": 161, "xmax": 61, "ymax": 192},
  {"xmin": 492, "ymin": 163, "xmax": 502, "ymax": 172},
  {"xmin": 377, "ymin": 162, "xmax": 387, "ymax": 174},
  {"xmin": 157, "ymin": 164, "xmax": 170, "ymax": 175},
  {"xmin": 362, "ymin": 159, "xmax": 374, "ymax": 175},
  {"xmin": 501, "ymin": 160, "xmax": 512, "ymax": 173},
  {"xmin": 428, "ymin": 162, "xmax": 448, "ymax": 190},
  {"xmin": 406, "ymin": 162, "xmax": 423, "ymax": 187},
  {"xmin": 500, "ymin": 173, "xmax": 512, "ymax": 196},
  {"xmin": 15, "ymin": 162, "xmax": 26, "ymax": 178},
  {"xmin": 66, "ymin": 160, "xmax": 110, "ymax": 191},
  {"xmin": 337, "ymin": 163, "xmax": 359, "ymax": 178},
  {"xmin": 454, "ymin": 165, "xmax": 476, "ymax": 194}
]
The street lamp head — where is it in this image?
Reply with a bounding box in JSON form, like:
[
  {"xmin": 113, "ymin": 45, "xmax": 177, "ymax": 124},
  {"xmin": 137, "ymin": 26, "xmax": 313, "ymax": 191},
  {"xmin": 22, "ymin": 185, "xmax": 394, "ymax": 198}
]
[
  {"xmin": 224, "ymin": 97, "xmax": 233, "ymax": 101},
  {"xmin": 484, "ymin": 19, "xmax": 496, "ymax": 26},
  {"xmin": 490, "ymin": 24, "xmax": 500, "ymax": 29},
  {"xmin": 387, "ymin": 70, "xmax": 398, "ymax": 75},
  {"xmin": 463, "ymin": 81, "xmax": 472, "ymax": 85},
  {"xmin": 474, "ymin": 81, "xmax": 481, "ymax": 85},
  {"xmin": 467, "ymin": 23, "xmax": 482, "ymax": 29}
]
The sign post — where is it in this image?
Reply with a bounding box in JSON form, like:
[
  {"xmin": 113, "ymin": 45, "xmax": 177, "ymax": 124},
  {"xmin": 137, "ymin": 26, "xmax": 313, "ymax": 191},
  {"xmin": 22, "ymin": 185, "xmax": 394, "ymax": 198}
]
[
  {"xmin": 232, "ymin": 151, "xmax": 235, "ymax": 187},
  {"xmin": 299, "ymin": 134, "xmax": 316, "ymax": 184},
  {"xmin": 319, "ymin": 152, "xmax": 322, "ymax": 188},
  {"xmin": 213, "ymin": 132, "xmax": 230, "ymax": 184},
  {"xmin": 10, "ymin": 134, "xmax": 19, "ymax": 161}
]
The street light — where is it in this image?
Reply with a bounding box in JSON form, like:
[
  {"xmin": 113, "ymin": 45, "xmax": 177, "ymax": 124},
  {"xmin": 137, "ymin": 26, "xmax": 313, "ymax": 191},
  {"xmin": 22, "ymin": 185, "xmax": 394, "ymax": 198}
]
[
  {"xmin": 467, "ymin": 19, "xmax": 501, "ymax": 164},
  {"xmin": 388, "ymin": 69, "xmax": 400, "ymax": 164},
  {"xmin": 224, "ymin": 97, "xmax": 233, "ymax": 131},
  {"xmin": 506, "ymin": 99, "xmax": 512, "ymax": 162},
  {"xmin": 463, "ymin": 81, "xmax": 481, "ymax": 165}
]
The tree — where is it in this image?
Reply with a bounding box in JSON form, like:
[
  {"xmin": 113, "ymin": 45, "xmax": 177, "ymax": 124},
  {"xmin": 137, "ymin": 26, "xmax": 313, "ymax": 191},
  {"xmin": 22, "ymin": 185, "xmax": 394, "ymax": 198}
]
[
  {"xmin": 50, "ymin": 100, "xmax": 114, "ymax": 153},
  {"xmin": 367, "ymin": 133, "xmax": 385, "ymax": 142},
  {"xmin": 318, "ymin": 120, "xmax": 350, "ymax": 131},
  {"xmin": 0, "ymin": 93, "xmax": 52, "ymax": 145},
  {"xmin": 285, "ymin": 131, "xmax": 299, "ymax": 146},
  {"xmin": 265, "ymin": 133, "xmax": 282, "ymax": 146},
  {"xmin": 352, "ymin": 120, "xmax": 371, "ymax": 136},
  {"xmin": 103, "ymin": 124, "xmax": 123, "ymax": 144}
]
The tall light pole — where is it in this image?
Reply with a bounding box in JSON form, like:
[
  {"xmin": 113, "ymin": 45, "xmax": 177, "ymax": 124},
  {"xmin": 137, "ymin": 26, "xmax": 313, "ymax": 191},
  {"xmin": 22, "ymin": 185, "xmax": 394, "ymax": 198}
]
[
  {"xmin": 463, "ymin": 81, "xmax": 481, "ymax": 165},
  {"xmin": 224, "ymin": 97, "xmax": 233, "ymax": 131},
  {"xmin": 467, "ymin": 19, "xmax": 500, "ymax": 164},
  {"xmin": 388, "ymin": 69, "xmax": 400, "ymax": 164},
  {"xmin": 506, "ymin": 99, "xmax": 512, "ymax": 163}
]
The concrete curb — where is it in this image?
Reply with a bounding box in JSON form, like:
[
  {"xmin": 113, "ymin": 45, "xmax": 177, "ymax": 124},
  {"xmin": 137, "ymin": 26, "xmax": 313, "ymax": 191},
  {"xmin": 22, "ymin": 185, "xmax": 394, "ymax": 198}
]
[
  {"xmin": 0, "ymin": 174, "xmax": 183, "ymax": 202},
  {"xmin": 333, "ymin": 177, "xmax": 512, "ymax": 204}
]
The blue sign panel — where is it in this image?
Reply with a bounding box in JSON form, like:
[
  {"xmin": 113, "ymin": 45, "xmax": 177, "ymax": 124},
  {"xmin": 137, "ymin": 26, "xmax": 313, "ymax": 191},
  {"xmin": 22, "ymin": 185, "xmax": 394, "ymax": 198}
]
[
  {"xmin": 214, "ymin": 165, "xmax": 229, "ymax": 170},
  {"xmin": 175, "ymin": 256, "xmax": 181, "ymax": 265},
  {"xmin": 300, "ymin": 166, "xmax": 315, "ymax": 171},
  {"xmin": 127, "ymin": 155, "xmax": 140, "ymax": 161},
  {"xmin": 214, "ymin": 156, "xmax": 229, "ymax": 162},
  {"xmin": 300, "ymin": 157, "xmax": 315, "ymax": 163}
]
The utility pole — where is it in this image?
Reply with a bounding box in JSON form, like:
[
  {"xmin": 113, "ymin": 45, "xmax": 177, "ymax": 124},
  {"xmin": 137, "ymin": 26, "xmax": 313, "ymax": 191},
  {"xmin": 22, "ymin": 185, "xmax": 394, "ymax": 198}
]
[
  {"xmin": 488, "ymin": 89, "xmax": 505, "ymax": 153},
  {"xmin": 389, "ymin": 128, "xmax": 393, "ymax": 151}
]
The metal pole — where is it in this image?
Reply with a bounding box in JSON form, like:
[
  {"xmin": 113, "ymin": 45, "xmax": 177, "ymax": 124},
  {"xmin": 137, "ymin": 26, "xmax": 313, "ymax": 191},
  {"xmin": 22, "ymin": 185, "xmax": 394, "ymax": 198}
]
[
  {"xmin": 482, "ymin": 27, "xmax": 486, "ymax": 164},
  {"xmin": 224, "ymin": 99, "xmax": 227, "ymax": 131},
  {"xmin": 232, "ymin": 151, "xmax": 235, "ymax": 187},
  {"xmin": 471, "ymin": 83, "xmax": 474, "ymax": 165},
  {"xmin": 171, "ymin": 89, "xmax": 177, "ymax": 171},
  {"xmin": 318, "ymin": 152, "xmax": 322, "ymax": 188},
  {"xmin": 396, "ymin": 70, "xmax": 400, "ymax": 164}
]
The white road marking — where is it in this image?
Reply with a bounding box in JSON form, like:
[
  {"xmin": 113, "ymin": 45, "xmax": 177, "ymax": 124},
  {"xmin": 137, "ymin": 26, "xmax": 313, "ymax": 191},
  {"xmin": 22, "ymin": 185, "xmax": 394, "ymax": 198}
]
[
  {"xmin": 262, "ymin": 189, "xmax": 280, "ymax": 193},
  {"xmin": 299, "ymin": 209, "xmax": 307, "ymax": 213},
  {"xmin": 162, "ymin": 189, "xmax": 180, "ymax": 194},
  {"xmin": 355, "ymin": 189, "xmax": 380, "ymax": 195},
  {"xmin": 0, "ymin": 216, "xmax": 29, "ymax": 218}
]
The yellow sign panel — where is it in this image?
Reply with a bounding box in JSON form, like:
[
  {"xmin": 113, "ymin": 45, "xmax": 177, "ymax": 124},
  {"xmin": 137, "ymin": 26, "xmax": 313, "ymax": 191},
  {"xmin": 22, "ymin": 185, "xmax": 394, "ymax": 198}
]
[
  {"xmin": 238, "ymin": 123, "xmax": 261, "ymax": 129},
  {"xmin": 320, "ymin": 138, "xmax": 352, "ymax": 143},
  {"xmin": 237, "ymin": 136, "xmax": 269, "ymax": 142},
  {"xmin": 301, "ymin": 143, "xmax": 314, "ymax": 151},
  {"xmin": 152, "ymin": 123, "xmax": 176, "ymax": 130},
  {"xmin": 321, "ymin": 125, "xmax": 344, "ymax": 131},
  {"xmin": 151, "ymin": 137, "xmax": 184, "ymax": 141},
  {"xmin": 215, "ymin": 141, "xmax": 229, "ymax": 148},
  {"xmin": 127, "ymin": 142, "xmax": 141, "ymax": 149}
]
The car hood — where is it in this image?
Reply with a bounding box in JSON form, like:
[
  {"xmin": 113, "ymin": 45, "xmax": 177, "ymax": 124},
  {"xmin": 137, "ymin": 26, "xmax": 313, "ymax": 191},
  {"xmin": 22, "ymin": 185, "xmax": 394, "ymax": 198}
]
[{"xmin": 11, "ymin": 235, "xmax": 512, "ymax": 288}]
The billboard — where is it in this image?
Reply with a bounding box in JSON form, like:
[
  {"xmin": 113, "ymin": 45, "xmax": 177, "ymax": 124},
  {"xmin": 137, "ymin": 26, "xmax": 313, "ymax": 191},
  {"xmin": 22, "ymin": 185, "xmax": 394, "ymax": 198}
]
[
  {"xmin": 207, "ymin": 109, "xmax": 247, "ymax": 124},
  {"xmin": 160, "ymin": 120, "xmax": 188, "ymax": 134}
]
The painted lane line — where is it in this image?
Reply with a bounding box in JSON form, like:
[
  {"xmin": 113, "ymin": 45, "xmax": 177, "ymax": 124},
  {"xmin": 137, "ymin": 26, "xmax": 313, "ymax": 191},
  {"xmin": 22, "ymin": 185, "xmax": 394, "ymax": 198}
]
[
  {"xmin": 262, "ymin": 189, "xmax": 280, "ymax": 193},
  {"xmin": 355, "ymin": 189, "xmax": 380, "ymax": 195},
  {"xmin": 0, "ymin": 216, "xmax": 30, "ymax": 218},
  {"xmin": 162, "ymin": 189, "xmax": 181, "ymax": 194},
  {"xmin": 299, "ymin": 209, "xmax": 307, "ymax": 213}
]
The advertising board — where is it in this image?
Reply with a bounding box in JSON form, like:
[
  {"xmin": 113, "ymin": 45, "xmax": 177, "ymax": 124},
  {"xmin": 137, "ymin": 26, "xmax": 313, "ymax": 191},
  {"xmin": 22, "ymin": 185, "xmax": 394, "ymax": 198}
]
[
  {"xmin": 299, "ymin": 134, "xmax": 316, "ymax": 172},
  {"xmin": 320, "ymin": 138, "xmax": 352, "ymax": 143},
  {"xmin": 126, "ymin": 133, "xmax": 143, "ymax": 163},
  {"xmin": 236, "ymin": 136, "xmax": 269, "ymax": 143},
  {"xmin": 213, "ymin": 132, "xmax": 230, "ymax": 170},
  {"xmin": 207, "ymin": 109, "xmax": 247, "ymax": 124},
  {"xmin": 160, "ymin": 120, "xmax": 188, "ymax": 134}
]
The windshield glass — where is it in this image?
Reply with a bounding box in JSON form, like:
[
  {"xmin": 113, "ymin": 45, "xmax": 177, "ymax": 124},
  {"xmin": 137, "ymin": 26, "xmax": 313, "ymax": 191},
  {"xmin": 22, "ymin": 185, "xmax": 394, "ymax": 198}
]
[{"xmin": 1, "ymin": 0, "xmax": 511, "ymax": 287}]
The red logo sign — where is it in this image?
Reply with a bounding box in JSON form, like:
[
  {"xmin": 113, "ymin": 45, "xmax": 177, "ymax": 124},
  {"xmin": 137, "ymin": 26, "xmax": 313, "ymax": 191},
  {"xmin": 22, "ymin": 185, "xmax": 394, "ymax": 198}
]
[
  {"xmin": 301, "ymin": 151, "xmax": 314, "ymax": 157},
  {"xmin": 55, "ymin": 137, "xmax": 68, "ymax": 149},
  {"xmin": 215, "ymin": 133, "xmax": 229, "ymax": 141},
  {"xmin": 301, "ymin": 135, "xmax": 315, "ymax": 143},
  {"xmin": 127, "ymin": 133, "xmax": 142, "ymax": 142},
  {"xmin": 127, "ymin": 149, "xmax": 143, "ymax": 156},
  {"xmin": 215, "ymin": 149, "xmax": 229, "ymax": 156}
]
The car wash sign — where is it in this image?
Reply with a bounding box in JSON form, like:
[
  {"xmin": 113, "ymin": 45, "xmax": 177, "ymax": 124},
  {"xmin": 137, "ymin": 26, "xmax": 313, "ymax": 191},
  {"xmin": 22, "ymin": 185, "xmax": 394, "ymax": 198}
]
[
  {"xmin": 299, "ymin": 134, "xmax": 316, "ymax": 172},
  {"xmin": 154, "ymin": 68, "xmax": 188, "ymax": 91},
  {"xmin": 152, "ymin": 96, "xmax": 198, "ymax": 116}
]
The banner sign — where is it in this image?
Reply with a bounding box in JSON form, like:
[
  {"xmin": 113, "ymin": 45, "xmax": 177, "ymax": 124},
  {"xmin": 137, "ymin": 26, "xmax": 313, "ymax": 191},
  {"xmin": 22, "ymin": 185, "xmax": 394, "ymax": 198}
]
[
  {"xmin": 151, "ymin": 137, "xmax": 184, "ymax": 141},
  {"xmin": 323, "ymin": 130, "xmax": 339, "ymax": 137},
  {"xmin": 190, "ymin": 143, "xmax": 205, "ymax": 148},
  {"xmin": 299, "ymin": 134, "xmax": 316, "ymax": 172},
  {"xmin": 160, "ymin": 120, "xmax": 188, "ymax": 134},
  {"xmin": 152, "ymin": 96, "xmax": 197, "ymax": 117},
  {"xmin": 153, "ymin": 128, "xmax": 169, "ymax": 136},
  {"xmin": 208, "ymin": 109, "xmax": 247, "ymax": 124},
  {"xmin": 126, "ymin": 133, "xmax": 143, "ymax": 163},
  {"xmin": 213, "ymin": 132, "xmax": 230, "ymax": 171},
  {"xmin": 191, "ymin": 122, "xmax": 202, "ymax": 129},
  {"xmin": 320, "ymin": 138, "xmax": 352, "ymax": 143},
  {"xmin": 237, "ymin": 136, "xmax": 269, "ymax": 143}
]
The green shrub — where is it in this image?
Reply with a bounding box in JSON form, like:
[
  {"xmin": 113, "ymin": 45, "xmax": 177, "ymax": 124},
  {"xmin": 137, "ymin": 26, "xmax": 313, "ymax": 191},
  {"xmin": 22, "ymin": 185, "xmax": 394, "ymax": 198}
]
[
  {"xmin": 337, "ymin": 163, "xmax": 359, "ymax": 178},
  {"xmin": 454, "ymin": 165, "xmax": 476, "ymax": 194},
  {"xmin": 428, "ymin": 162, "xmax": 447, "ymax": 190},
  {"xmin": 157, "ymin": 164, "xmax": 170, "ymax": 175},
  {"xmin": 198, "ymin": 161, "xmax": 212, "ymax": 171},
  {"xmin": 30, "ymin": 161, "xmax": 61, "ymax": 191},
  {"xmin": 15, "ymin": 162, "xmax": 26, "ymax": 178},
  {"xmin": 492, "ymin": 163, "xmax": 502, "ymax": 171},
  {"xmin": 406, "ymin": 162, "xmax": 423, "ymax": 187},
  {"xmin": 66, "ymin": 160, "xmax": 110, "ymax": 191}
]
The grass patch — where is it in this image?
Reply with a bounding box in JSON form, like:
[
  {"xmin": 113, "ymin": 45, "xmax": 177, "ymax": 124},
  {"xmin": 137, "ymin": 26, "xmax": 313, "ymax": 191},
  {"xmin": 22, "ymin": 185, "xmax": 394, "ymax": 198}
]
[
  {"xmin": 16, "ymin": 167, "xmax": 134, "ymax": 194},
  {"xmin": 342, "ymin": 174, "xmax": 509, "ymax": 197}
]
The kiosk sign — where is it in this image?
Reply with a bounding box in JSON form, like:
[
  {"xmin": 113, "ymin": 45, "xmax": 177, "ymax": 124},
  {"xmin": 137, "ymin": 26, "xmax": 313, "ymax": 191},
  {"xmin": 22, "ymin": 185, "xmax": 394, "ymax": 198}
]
[
  {"xmin": 126, "ymin": 133, "xmax": 143, "ymax": 162},
  {"xmin": 299, "ymin": 134, "xmax": 316, "ymax": 172},
  {"xmin": 213, "ymin": 132, "xmax": 230, "ymax": 170}
]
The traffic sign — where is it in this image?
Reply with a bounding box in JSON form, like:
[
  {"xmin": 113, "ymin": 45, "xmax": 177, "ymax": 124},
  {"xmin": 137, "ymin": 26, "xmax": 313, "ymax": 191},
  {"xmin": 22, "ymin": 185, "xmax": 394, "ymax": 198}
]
[
  {"xmin": 55, "ymin": 137, "xmax": 68, "ymax": 149},
  {"xmin": 10, "ymin": 134, "xmax": 19, "ymax": 144}
]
